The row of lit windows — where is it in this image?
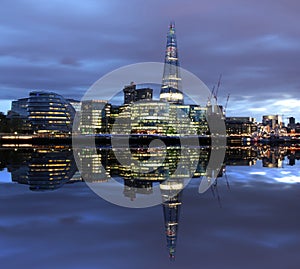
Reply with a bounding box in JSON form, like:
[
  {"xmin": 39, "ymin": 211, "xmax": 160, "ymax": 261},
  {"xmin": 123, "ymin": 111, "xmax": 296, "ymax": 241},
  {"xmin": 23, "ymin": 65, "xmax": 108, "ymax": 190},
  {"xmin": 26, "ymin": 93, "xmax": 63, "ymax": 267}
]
[
  {"xmin": 30, "ymin": 112, "xmax": 67, "ymax": 115},
  {"xmin": 30, "ymin": 116, "xmax": 70, "ymax": 119}
]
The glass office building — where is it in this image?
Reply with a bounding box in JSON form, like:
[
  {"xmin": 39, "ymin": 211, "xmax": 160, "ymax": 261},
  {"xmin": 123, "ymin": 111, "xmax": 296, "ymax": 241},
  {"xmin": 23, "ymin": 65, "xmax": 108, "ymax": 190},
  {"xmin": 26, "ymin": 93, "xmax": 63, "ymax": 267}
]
[{"xmin": 28, "ymin": 91, "xmax": 75, "ymax": 134}]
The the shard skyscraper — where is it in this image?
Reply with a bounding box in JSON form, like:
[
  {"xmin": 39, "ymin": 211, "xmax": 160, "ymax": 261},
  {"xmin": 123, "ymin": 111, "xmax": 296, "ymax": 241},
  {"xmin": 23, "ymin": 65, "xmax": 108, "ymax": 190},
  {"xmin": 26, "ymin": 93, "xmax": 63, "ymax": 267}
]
[{"xmin": 159, "ymin": 22, "xmax": 184, "ymax": 104}]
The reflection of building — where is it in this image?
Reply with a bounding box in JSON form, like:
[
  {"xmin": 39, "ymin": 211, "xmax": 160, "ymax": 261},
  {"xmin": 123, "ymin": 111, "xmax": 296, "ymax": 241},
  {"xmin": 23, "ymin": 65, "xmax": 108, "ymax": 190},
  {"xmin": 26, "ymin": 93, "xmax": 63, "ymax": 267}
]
[
  {"xmin": 80, "ymin": 100, "xmax": 111, "ymax": 134},
  {"xmin": 76, "ymin": 148, "xmax": 110, "ymax": 182},
  {"xmin": 8, "ymin": 147, "xmax": 77, "ymax": 191},
  {"xmin": 28, "ymin": 91, "xmax": 75, "ymax": 134},
  {"xmin": 261, "ymin": 147, "xmax": 285, "ymax": 168},
  {"xmin": 225, "ymin": 147, "xmax": 257, "ymax": 166},
  {"xmin": 160, "ymin": 22, "xmax": 184, "ymax": 104},
  {"xmin": 160, "ymin": 179, "xmax": 183, "ymax": 260},
  {"xmin": 123, "ymin": 180, "xmax": 153, "ymax": 201},
  {"xmin": 28, "ymin": 148, "xmax": 77, "ymax": 191}
]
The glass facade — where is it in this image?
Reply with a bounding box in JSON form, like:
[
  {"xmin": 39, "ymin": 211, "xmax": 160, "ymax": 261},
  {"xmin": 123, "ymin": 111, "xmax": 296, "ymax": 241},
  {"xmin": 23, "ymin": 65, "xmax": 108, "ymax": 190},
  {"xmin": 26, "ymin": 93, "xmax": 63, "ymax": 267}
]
[
  {"xmin": 79, "ymin": 100, "xmax": 111, "ymax": 134},
  {"xmin": 160, "ymin": 22, "xmax": 184, "ymax": 104},
  {"xmin": 28, "ymin": 91, "xmax": 75, "ymax": 134}
]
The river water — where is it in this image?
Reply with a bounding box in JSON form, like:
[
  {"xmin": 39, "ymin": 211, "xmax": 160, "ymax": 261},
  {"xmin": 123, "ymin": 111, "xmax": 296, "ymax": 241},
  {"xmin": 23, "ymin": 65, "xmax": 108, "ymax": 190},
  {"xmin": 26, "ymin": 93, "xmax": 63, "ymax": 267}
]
[{"xmin": 0, "ymin": 145, "xmax": 300, "ymax": 269}]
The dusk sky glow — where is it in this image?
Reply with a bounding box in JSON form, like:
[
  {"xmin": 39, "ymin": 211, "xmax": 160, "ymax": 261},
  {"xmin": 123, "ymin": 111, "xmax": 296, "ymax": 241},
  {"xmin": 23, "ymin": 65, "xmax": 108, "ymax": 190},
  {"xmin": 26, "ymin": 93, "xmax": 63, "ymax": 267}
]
[{"xmin": 1, "ymin": 0, "xmax": 300, "ymax": 122}]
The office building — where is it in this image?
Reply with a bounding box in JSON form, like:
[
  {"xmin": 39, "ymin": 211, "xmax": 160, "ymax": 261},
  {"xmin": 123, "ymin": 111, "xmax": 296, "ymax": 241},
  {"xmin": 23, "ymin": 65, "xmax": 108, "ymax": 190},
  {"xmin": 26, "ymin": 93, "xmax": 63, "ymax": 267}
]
[
  {"xmin": 80, "ymin": 100, "xmax": 111, "ymax": 134},
  {"xmin": 123, "ymin": 82, "xmax": 153, "ymax": 104},
  {"xmin": 262, "ymin": 115, "xmax": 283, "ymax": 130},
  {"xmin": 226, "ymin": 117, "xmax": 258, "ymax": 136},
  {"xmin": 28, "ymin": 91, "xmax": 75, "ymax": 134}
]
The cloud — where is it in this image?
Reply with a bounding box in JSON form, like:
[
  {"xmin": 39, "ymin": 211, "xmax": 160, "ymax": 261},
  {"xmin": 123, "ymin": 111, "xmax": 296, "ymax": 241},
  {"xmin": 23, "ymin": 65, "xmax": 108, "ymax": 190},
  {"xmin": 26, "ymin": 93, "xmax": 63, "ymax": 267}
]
[{"xmin": 0, "ymin": 0, "xmax": 299, "ymax": 120}]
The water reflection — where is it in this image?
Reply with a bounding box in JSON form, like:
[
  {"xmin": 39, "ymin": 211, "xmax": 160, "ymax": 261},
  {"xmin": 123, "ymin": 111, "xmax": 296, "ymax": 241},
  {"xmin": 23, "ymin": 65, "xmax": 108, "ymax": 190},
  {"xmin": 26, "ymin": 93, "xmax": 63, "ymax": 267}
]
[
  {"xmin": 0, "ymin": 146, "xmax": 79, "ymax": 190},
  {"xmin": 3, "ymin": 146, "xmax": 299, "ymax": 191},
  {"xmin": 0, "ymin": 145, "xmax": 300, "ymax": 259}
]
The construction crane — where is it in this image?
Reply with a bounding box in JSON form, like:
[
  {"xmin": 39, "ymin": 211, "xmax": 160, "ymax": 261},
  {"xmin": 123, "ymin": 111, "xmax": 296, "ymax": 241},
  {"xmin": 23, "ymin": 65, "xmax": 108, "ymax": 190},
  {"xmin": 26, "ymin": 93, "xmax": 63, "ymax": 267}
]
[
  {"xmin": 224, "ymin": 93, "xmax": 230, "ymax": 115},
  {"xmin": 213, "ymin": 74, "xmax": 222, "ymax": 103}
]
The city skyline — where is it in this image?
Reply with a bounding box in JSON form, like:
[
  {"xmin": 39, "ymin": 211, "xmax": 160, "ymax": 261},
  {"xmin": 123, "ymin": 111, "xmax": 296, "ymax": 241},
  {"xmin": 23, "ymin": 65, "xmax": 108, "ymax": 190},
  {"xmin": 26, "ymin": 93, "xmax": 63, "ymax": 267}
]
[{"xmin": 0, "ymin": 0, "xmax": 300, "ymax": 121}]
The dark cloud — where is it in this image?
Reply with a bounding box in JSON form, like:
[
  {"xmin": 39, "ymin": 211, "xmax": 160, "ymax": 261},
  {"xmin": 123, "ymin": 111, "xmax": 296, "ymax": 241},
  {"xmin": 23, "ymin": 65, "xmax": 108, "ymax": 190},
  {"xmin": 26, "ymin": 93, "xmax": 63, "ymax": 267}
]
[{"xmin": 0, "ymin": 0, "xmax": 299, "ymax": 119}]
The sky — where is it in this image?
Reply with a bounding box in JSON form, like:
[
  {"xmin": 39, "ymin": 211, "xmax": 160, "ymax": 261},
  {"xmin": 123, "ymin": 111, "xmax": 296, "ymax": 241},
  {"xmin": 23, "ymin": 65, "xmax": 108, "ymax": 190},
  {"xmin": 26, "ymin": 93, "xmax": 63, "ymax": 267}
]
[{"xmin": 0, "ymin": 0, "xmax": 300, "ymax": 122}]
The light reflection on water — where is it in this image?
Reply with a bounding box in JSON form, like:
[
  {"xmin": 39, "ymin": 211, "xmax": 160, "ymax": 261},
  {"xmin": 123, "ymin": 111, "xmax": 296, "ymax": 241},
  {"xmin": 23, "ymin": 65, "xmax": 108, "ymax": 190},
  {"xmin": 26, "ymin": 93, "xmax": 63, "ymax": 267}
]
[{"xmin": 0, "ymin": 145, "xmax": 300, "ymax": 269}]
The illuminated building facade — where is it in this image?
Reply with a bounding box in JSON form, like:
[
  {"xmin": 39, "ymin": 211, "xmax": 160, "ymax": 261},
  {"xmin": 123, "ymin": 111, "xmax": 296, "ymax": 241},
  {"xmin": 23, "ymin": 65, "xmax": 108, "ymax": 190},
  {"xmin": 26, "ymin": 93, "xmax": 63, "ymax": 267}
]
[
  {"xmin": 80, "ymin": 100, "xmax": 111, "ymax": 134},
  {"xmin": 262, "ymin": 115, "xmax": 283, "ymax": 130},
  {"xmin": 160, "ymin": 180, "xmax": 183, "ymax": 260},
  {"xmin": 123, "ymin": 83, "xmax": 153, "ymax": 104},
  {"xmin": 160, "ymin": 22, "xmax": 184, "ymax": 104},
  {"xmin": 7, "ymin": 97, "xmax": 31, "ymax": 133},
  {"xmin": 226, "ymin": 117, "xmax": 258, "ymax": 136},
  {"xmin": 28, "ymin": 148, "xmax": 77, "ymax": 191},
  {"xmin": 75, "ymin": 148, "xmax": 110, "ymax": 183},
  {"xmin": 28, "ymin": 91, "xmax": 75, "ymax": 134},
  {"xmin": 67, "ymin": 99, "xmax": 81, "ymax": 112},
  {"xmin": 9, "ymin": 147, "xmax": 77, "ymax": 191},
  {"xmin": 128, "ymin": 101, "xmax": 206, "ymax": 135},
  {"xmin": 11, "ymin": 98, "xmax": 29, "ymax": 117}
]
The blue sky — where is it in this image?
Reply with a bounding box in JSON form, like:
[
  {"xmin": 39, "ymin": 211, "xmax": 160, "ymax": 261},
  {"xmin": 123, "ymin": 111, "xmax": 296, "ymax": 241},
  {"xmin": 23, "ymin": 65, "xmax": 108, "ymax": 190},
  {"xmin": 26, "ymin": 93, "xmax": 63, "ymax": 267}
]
[{"xmin": 0, "ymin": 0, "xmax": 299, "ymax": 122}]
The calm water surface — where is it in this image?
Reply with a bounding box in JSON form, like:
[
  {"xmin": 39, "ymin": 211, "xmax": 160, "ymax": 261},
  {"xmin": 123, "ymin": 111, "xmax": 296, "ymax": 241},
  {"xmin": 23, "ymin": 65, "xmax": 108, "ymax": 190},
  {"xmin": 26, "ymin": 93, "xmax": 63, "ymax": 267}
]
[{"xmin": 0, "ymin": 146, "xmax": 300, "ymax": 269}]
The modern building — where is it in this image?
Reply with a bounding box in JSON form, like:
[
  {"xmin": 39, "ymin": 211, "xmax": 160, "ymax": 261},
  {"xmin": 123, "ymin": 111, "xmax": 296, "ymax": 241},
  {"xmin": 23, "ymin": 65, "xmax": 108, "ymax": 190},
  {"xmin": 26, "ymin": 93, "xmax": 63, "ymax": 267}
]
[
  {"xmin": 67, "ymin": 99, "xmax": 81, "ymax": 112},
  {"xmin": 80, "ymin": 100, "xmax": 111, "ymax": 134},
  {"xmin": 262, "ymin": 115, "xmax": 283, "ymax": 130},
  {"xmin": 160, "ymin": 22, "xmax": 184, "ymax": 104},
  {"xmin": 11, "ymin": 97, "xmax": 29, "ymax": 117},
  {"xmin": 123, "ymin": 82, "xmax": 153, "ymax": 104},
  {"xmin": 6, "ymin": 97, "xmax": 31, "ymax": 133},
  {"xmin": 226, "ymin": 117, "xmax": 258, "ymax": 136},
  {"xmin": 27, "ymin": 91, "xmax": 75, "ymax": 134}
]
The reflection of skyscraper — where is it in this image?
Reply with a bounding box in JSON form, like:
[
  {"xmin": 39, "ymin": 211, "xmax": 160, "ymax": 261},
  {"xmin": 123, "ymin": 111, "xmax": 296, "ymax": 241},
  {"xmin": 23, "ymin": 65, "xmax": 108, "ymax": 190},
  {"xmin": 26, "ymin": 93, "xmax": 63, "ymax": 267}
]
[
  {"xmin": 160, "ymin": 179, "xmax": 183, "ymax": 260},
  {"xmin": 160, "ymin": 22, "xmax": 184, "ymax": 104}
]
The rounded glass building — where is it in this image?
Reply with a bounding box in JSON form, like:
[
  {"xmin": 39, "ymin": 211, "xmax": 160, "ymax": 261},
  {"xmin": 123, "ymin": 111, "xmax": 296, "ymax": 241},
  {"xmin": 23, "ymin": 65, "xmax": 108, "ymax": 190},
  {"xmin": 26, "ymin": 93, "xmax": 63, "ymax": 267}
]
[{"xmin": 28, "ymin": 91, "xmax": 75, "ymax": 134}]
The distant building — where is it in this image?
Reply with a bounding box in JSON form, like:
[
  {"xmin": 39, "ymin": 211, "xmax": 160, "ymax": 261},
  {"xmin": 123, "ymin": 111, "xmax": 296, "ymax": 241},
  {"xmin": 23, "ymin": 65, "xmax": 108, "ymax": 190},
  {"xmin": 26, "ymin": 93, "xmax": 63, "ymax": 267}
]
[
  {"xmin": 262, "ymin": 115, "xmax": 283, "ymax": 130},
  {"xmin": 11, "ymin": 97, "xmax": 29, "ymax": 117},
  {"xmin": 28, "ymin": 91, "xmax": 75, "ymax": 134},
  {"xmin": 7, "ymin": 97, "xmax": 31, "ymax": 133},
  {"xmin": 123, "ymin": 82, "xmax": 153, "ymax": 104},
  {"xmin": 288, "ymin": 117, "xmax": 296, "ymax": 129},
  {"xmin": 67, "ymin": 99, "xmax": 81, "ymax": 112},
  {"xmin": 226, "ymin": 117, "xmax": 257, "ymax": 136}
]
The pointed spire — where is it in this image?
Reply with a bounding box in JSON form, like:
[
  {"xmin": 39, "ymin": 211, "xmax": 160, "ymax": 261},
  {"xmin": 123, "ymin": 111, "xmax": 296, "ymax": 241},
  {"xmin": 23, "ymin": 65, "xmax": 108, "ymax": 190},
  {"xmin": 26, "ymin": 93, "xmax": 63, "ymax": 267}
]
[
  {"xmin": 160, "ymin": 179, "xmax": 183, "ymax": 260},
  {"xmin": 160, "ymin": 22, "xmax": 184, "ymax": 104}
]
